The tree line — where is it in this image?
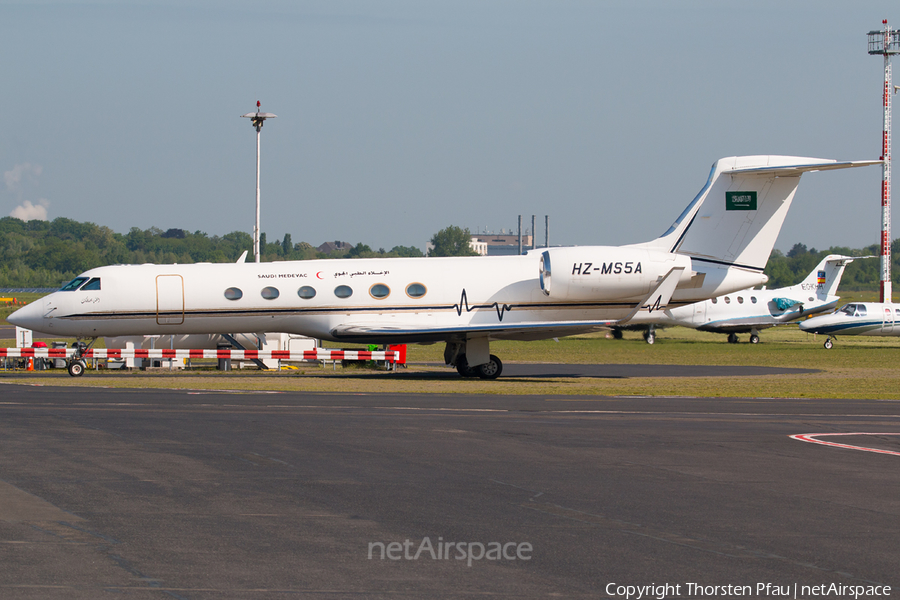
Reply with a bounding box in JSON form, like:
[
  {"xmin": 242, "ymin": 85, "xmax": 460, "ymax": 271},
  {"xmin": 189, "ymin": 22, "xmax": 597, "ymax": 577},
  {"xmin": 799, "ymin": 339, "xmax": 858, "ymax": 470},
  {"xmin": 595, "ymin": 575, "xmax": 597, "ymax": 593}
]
[
  {"xmin": 0, "ymin": 217, "xmax": 477, "ymax": 288},
  {"xmin": 0, "ymin": 215, "xmax": 891, "ymax": 290}
]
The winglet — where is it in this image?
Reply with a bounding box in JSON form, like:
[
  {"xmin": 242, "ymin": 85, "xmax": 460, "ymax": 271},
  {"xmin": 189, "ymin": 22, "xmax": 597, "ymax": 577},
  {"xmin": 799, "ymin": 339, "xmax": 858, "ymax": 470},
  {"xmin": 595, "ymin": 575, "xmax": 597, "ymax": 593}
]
[
  {"xmin": 237, "ymin": 250, "xmax": 248, "ymax": 264},
  {"xmin": 618, "ymin": 266, "xmax": 685, "ymax": 324}
]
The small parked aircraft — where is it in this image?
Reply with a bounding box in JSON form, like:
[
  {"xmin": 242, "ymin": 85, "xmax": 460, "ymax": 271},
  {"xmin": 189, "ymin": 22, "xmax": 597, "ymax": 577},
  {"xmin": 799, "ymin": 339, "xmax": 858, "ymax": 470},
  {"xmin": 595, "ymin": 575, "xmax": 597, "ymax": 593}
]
[
  {"xmin": 620, "ymin": 254, "xmax": 862, "ymax": 343},
  {"xmin": 9, "ymin": 155, "xmax": 879, "ymax": 377},
  {"xmin": 798, "ymin": 301, "xmax": 900, "ymax": 348}
]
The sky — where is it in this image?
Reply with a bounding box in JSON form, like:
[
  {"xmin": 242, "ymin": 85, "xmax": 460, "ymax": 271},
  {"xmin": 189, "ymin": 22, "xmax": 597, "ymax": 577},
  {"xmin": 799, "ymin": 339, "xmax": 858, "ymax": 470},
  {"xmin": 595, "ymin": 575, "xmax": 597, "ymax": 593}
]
[{"xmin": 0, "ymin": 0, "xmax": 897, "ymax": 254}]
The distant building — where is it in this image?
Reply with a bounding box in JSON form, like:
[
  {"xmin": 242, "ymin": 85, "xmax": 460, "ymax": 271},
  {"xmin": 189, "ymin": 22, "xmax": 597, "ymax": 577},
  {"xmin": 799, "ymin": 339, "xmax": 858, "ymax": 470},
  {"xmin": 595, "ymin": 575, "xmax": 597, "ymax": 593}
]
[
  {"xmin": 470, "ymin": 230, "xmax": 535, "ymax": 256},
  {"xmin": 317, "ymin": 241, "xmax": 352, "ymax": 255}
]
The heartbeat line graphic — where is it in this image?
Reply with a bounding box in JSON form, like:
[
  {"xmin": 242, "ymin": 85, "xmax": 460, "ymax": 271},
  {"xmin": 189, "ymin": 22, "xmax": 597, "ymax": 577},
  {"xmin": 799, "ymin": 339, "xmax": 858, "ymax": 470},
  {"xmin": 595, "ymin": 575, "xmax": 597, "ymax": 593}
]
[
  {"xmin": 642, "ymin": 295, "xmax": 664, "ymax": 313},
  {"xmin": 454, "ymin": 289, "xmax": 513, "ymax": 321}
]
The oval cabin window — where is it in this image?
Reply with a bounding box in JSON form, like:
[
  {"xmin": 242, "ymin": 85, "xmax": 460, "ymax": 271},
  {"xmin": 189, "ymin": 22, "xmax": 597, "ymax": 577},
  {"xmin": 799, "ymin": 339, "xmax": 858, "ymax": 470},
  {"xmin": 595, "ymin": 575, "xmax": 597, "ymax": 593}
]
[
  {"xmin": 261, "ymin": 286, "xmax": 280, "ymax": 300},
  {"xmin": 298, "ymin": 286, "xmax": 317, "ymax": 300},
  {"xmin": 370, "ymin": 284, "xmax": 390, "ymax": 299},
  {"xmin": 224, "ymin": 287, "xmax": 243, "ymax": 300},
  {"xmin": 334, "ymin": 285, "xmax": 353, "ymax": 299},
  {"xmin": 406, "ymin": 283, "xmax": 427, "ymax": 298}
]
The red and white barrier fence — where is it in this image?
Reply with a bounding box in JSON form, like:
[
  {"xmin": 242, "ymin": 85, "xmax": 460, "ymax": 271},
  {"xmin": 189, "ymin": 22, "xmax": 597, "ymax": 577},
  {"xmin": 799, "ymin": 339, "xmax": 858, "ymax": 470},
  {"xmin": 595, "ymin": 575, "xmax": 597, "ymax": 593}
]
[{"xmin": 0, "ymin": 348, "xmax": 397, "ymax": 362}]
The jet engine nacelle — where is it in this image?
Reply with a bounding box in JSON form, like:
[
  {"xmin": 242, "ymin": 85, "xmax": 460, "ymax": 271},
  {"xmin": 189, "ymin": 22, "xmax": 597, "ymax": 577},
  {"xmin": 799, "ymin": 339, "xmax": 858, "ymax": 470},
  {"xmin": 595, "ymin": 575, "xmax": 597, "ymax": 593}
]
[{"xmin": 539, "ymin": 247, "xmax": 693, "ymax": 301}]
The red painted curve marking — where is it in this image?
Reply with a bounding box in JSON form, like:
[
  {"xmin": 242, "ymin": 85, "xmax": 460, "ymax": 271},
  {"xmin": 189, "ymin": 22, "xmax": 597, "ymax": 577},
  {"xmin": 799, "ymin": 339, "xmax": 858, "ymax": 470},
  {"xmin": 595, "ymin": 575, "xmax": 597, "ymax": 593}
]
[{"xmin": 789, "ymin": 433, "xmax": 900, "ymax": 457}]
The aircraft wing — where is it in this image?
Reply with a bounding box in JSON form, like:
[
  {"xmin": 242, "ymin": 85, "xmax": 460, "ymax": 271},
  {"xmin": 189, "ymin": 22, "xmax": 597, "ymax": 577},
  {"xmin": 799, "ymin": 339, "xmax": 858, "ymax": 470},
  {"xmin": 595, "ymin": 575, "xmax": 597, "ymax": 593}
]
[
  {"xmin": 330, "ymin": 320, "xmax": 618, "ymax": 344},
  {"xmin": 332, "ymin": 267, "xmax": 687, "ymax": 344}
]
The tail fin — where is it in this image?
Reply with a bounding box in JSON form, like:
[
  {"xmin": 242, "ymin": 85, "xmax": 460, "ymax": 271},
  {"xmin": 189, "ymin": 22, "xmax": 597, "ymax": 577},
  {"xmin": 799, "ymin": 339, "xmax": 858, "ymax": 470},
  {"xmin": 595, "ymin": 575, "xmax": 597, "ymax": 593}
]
[
  {"xmin": 639, "ymin": 156, "xmax": 880, "ymax": 272},
  {"xmin": 789, "ymin": 254, "xmax": 869, "ymax": 299}
]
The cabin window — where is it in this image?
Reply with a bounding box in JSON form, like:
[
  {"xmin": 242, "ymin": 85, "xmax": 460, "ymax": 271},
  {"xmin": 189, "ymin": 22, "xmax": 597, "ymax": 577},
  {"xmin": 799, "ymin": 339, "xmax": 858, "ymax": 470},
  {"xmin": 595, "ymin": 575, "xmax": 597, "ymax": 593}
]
[
  {"xmin": 711, "ymin": 297, "xmax": 717, "ymax": 304},
  {"xmin": 334, "ymin": 285, "xmax": 353, "ymax": 299},
  {"xmin": 261, "ymin": 286, "xmax": 280, "ymax": 300},
  {"xmin": 298, "ymin": 286, "xmax": 316, "ymax": 300},
  {"xmin": 81, "ymin": 278, "xmax": 101, "ymax": 291},
  {"xmin": 737, "ymin": 296, "xmax": 743, "ymax": 304},
  {"xmin": 60, "ymin": 277, "xmax": 89, "ymax": 291},
  {"xmin": 406, "ymin": 283, "xmax": 427, "ymax": 298},
  {"xmin": 224, "ymin": 287, "xmax": 243, "ymax": 300},
  {"xmin": 369, "ymin": 284, "xmax": 390, "ymax": 299},
  {"xmin": 724, "ymin": 297, "xmax": 731, "ymax": 304},
  {"xmin": 751, "ymin": 297, "xmax": 757, "ymax": 304}
]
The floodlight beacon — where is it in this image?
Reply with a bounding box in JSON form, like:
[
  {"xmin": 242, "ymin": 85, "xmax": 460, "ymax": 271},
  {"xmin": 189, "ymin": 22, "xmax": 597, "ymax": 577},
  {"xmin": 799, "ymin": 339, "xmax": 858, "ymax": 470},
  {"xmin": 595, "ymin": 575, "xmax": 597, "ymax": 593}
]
[
  {"xmin": 241, "ymin": 101, "xmax": 277, "ymax": 263},
  {"xmin": 868, "ymin": 21, "xmax": 900, "ymax": 301}
]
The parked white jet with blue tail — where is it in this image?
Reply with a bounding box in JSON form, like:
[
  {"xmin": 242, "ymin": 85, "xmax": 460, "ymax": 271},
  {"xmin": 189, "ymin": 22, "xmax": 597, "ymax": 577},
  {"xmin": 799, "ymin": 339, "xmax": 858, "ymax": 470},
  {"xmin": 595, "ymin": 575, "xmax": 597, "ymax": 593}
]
[
  {"xmin": 799, "ymin": 301, "xmax": 900, "ymax": 348},
  {"xmin": 623, "ymin": 254, "xmax": 862, "ymax": 344},
  {"xmin": 9, "ymin": 155, "xmax": 879, "ymax": 377}
]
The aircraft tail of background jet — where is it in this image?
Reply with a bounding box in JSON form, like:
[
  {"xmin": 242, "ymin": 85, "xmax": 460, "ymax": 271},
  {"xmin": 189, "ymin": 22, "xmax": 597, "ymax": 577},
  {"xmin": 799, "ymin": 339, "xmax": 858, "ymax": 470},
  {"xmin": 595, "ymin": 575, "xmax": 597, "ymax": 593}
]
[{"xmin": 786, "ymin": 254, "xmax": 865, "ymax": 300}]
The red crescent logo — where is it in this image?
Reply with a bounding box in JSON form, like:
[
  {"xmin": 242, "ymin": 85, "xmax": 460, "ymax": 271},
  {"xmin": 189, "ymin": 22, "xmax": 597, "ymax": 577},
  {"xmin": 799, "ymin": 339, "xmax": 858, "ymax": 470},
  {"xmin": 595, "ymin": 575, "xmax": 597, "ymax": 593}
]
[{"xmin": 316, "ymin": 271, "xmax": 324, "ymax": 279}]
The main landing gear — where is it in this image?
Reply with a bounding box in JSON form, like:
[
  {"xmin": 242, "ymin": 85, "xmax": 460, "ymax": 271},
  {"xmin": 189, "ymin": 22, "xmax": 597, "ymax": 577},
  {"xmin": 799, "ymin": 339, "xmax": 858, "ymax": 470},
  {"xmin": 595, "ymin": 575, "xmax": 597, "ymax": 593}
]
[
  {"xmin": 727, "ymin": 330, "xmax": 761, "ymax": 344},
  {"xmin": 455, "ymin": 354, "xmax": 503, "ymax": 379},
  {"xmin": 445, "ymin": 340, "xmax": 504, "ymax": 379},
  {"xmin": 824, "ymin": 336, "xmax": 835, "ymax": 349}
]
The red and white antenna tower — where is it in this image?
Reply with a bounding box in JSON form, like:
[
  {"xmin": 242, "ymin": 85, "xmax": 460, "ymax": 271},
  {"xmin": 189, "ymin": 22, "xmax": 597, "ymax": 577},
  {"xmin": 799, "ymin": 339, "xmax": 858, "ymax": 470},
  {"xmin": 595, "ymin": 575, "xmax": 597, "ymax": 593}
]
[{"xmin": 868, "ymin": 21, "xmax": 900, "ymax": 302}]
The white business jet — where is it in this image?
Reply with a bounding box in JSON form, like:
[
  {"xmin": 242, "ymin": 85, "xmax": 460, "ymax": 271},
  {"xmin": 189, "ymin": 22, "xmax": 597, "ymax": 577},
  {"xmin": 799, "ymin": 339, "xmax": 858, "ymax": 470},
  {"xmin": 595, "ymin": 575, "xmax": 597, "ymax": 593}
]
[
  {"xmin": 622, "ymin": 254, "xmax": 860, "ymax": 344},
  {"xmin": 9, "ymin": 155, "xmax": 879, "ymax": 378},
  {"xmin": 798, "ymin": 301, "xmax": 900, "ymax": 348}
]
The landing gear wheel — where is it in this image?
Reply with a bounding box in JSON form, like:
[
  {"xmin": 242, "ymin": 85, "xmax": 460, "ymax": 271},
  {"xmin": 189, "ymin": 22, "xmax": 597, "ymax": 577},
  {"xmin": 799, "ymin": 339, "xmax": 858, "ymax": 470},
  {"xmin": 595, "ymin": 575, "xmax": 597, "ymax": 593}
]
[
  {"xmin": 455, "ymin": 355, "xmax": 479, "ymax": 378},
  {"xmin": 749, "ymin": 334, "xmax": 760, "ymax": 344},
  {"xmin": 612, "ymin": 329, "xmax": 623, "ymax": 340},
  {"xmin": 824, "ymin": 338, "xmax": 834, "ymax": 350},
  {"xmin": 727, "ymin": 333, "xmax": 739, "ymax": 344},
  {"xmin": 643, "ymin": 330, "xmax": 655, "ymax": 344},
  {"xmin": 67, "ymin": 360, "xmax": 86, "ymax": 377},
  {"xmin": 477, "ymin": 355, "xmax": 503, "ymax": 380}
]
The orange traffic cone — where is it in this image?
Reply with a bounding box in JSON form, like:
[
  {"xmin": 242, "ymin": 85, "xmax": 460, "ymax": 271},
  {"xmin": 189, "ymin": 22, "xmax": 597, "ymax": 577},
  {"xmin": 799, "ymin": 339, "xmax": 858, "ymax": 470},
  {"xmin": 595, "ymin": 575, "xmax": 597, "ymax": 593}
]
[{"xmin": 26, "ymin": 358, "xmax": 34, "ymax": 371}]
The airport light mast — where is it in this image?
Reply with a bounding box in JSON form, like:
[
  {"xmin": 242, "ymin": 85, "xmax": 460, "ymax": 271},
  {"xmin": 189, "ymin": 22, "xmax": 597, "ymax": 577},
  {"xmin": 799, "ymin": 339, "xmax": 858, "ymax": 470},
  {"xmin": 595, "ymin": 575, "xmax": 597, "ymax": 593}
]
[
  {"xmin": 868, "ymin": 21, "xmax": 900, "ymax": 302},
  {"xmin": 241, "ymin": 101, "xmax": 277, "ymax": 263}
]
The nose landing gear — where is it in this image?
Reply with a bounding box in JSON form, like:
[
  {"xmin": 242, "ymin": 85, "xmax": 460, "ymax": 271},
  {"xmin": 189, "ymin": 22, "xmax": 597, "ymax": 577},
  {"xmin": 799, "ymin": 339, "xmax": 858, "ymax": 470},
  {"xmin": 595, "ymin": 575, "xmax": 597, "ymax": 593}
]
[{"xmin": 65, "ymin": 338, "xmax": 97, "ymax": 377}]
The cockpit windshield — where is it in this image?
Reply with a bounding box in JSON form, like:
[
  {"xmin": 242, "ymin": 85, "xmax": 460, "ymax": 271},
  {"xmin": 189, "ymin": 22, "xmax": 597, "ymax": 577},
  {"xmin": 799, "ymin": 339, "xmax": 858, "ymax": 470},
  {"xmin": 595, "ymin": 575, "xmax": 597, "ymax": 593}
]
[
  {"xmin": 59, "ymin": 277, "xmax": 89, "ymax": 291},
  {"xmin": 81, "ymin": 278, "xmax": 101, "ymax": 291},
  {"xmin": 838, "ymin": 303, "xmax": 866, "ymax": 317}
]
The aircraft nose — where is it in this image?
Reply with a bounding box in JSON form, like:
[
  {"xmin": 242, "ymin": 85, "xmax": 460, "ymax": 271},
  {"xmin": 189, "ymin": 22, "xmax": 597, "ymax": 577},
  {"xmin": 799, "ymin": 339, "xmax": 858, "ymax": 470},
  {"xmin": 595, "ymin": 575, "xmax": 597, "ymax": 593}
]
[{"xmin": 8, "ymin": 298, "xmax": 45, "ymax": 330}]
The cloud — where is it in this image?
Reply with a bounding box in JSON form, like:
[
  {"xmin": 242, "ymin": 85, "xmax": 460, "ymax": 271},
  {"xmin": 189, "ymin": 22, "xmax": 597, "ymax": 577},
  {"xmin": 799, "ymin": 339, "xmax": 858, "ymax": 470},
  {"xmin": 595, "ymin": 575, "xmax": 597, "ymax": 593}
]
[
  {"xmin": 10, "ymin": 200, "xmax": 49, "ymax": 221},
  {"xmin": 4, "ymin": 163, "xmax": 42, "ymax": 191}
]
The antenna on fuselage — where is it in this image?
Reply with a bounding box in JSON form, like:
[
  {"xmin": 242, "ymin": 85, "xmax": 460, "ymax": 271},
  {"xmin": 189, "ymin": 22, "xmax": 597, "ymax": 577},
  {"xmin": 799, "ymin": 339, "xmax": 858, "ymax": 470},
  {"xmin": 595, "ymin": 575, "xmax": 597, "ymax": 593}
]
[{"xmin": 241, "ymin": 101, "xmax": 277, "ymax": 264}]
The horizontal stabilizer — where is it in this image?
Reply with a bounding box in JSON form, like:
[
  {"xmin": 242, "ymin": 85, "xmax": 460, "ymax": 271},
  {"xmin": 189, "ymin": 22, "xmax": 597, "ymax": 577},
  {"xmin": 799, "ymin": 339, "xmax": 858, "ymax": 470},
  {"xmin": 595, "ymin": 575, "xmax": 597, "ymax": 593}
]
[
  {"xmin": 618, "ymin": 266, "xmax": 684, "ymax": 324},
  {"xmin": 724, "ymin": 160, "xmax": 882, "ymax": 176}
]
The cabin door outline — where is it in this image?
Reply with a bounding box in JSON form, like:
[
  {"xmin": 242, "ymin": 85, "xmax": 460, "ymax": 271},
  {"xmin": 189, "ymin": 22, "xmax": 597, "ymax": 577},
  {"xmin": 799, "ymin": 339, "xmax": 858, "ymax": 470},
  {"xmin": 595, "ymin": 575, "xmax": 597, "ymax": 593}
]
[
  {"xmin": 882, "ymin": 306, "xmax": 894, "ymax": 333},
  {"xmin": 156, "ymin": 275, "xmax": 185, "ymax": 325}
]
